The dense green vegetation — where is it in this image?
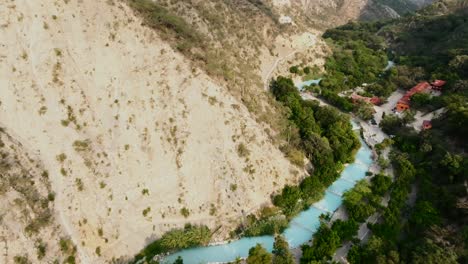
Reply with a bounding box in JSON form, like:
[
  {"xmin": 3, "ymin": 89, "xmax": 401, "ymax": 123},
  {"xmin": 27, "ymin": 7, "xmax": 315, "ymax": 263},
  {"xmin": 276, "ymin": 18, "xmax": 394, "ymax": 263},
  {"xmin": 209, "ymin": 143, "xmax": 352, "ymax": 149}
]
[
  {"xmin": 300, "ymin": 170, "xmax": 393, "ymax": 263},
  {"xmin": 245, "ymin": 236, "xmax": 294, "ymax": 264},
  {"xmin": 343, "ymin": 3, "xmax": 468, "ymax": 262},
  {"xmin": 241, "ymin": 214, "xmax": 288, "ymax": 237},
  {"xmin": 270, "ymin": 76, "xmax": 360, "ymax": 218},
  {"xmin": 343, "ymin": 180, "xmax": 377, "ymax": 222},
  {"xmin": 131, "ymin": 224, "xmax": 211, "ymax": 263},
  {"xmin": 272, "ymin": 235, "xmax": 295, "ymax": 264},
  {"xmin": 300, "ymin": 219, "xmax": 359, "ymax": 262}
]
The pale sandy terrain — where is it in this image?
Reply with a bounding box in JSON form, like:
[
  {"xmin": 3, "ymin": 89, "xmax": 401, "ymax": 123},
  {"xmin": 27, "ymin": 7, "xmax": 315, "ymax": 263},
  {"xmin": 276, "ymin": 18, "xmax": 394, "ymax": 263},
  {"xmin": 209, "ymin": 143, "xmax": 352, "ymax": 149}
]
[
  {"xmin": 0, "ymin": 0, "xmax": 305, "ymax": 262},
  {"xmin": 0, "ymin": 128, "xmax": 81, "ymax": 263}
]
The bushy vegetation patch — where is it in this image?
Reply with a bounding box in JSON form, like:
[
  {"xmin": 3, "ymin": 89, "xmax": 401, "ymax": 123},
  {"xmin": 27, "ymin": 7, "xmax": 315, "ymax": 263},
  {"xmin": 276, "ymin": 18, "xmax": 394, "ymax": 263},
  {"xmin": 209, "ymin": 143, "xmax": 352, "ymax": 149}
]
[{"xmin": 132, "ymin": 224, "xmax": 211, "ymax": 263}]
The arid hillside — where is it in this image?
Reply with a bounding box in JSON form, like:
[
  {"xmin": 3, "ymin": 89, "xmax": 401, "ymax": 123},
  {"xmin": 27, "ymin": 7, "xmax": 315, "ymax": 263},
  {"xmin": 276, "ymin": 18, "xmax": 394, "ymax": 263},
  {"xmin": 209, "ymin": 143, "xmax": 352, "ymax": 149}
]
[{"xmin": 0, "ymin": 0, "xmax": 308, "ymax": 262}]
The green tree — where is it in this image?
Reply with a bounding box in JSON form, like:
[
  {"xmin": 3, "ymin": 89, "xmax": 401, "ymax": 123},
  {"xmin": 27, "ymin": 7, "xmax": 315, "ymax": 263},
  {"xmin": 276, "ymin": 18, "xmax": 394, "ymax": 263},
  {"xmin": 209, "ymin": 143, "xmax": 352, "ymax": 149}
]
[
  {"xmin": 355, "ymin": 101, "xmax": 375, "ymax": 120},
  {"xmin": 273, "ymin": 185, "xmax": 302, "ymax": 217},
  {"xmin": 173, "ymin": 256, "xmax": 183, "ymax": 264},
  {"xmin": 272, "ymin": 235, "xmax": 294, "ymax": 264},
  {"xmin": 289, "ymin": 66, "xmax": 299, "ymax": 74},
  {"xmin": 412, "ymin": 239, "xmax": 457, "ymax": 264},
  {"xmin": 410, "ymin": 93, "xmax": 431, "ymax": 109},
  {"xmin": 331, "ymin": 219, "xmax": 359, "ymax": 242},
  {"xmin": 370, "ymin": 174, "xmax": 392, "ymax": 196},
  {"xmin": 247, "ymin": 244, "xmax": 272, "ymax": 264},
  {"xmin": 409, "ymin": 201, "xmax": 440, "ymax": 230}
]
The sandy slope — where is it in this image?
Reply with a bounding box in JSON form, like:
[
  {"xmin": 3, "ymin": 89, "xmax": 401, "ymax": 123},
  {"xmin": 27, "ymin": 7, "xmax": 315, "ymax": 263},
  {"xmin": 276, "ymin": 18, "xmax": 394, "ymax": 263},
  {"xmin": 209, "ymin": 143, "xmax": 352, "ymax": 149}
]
[{"xmin": 0, "ymin": 0, "xmax": 304, "ymax": 262}]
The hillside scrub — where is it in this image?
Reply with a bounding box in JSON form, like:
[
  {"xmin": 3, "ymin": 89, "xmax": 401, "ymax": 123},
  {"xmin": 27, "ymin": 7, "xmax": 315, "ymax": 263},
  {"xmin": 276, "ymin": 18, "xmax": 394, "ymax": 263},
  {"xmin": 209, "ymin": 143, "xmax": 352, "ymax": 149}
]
[
  {"xmin": 132, "ymin": 224, "xmax": 211, "ymax": 263},
  {"xmin": 127, "ymin": 0, "xmax": 203, "ymax": 52}
]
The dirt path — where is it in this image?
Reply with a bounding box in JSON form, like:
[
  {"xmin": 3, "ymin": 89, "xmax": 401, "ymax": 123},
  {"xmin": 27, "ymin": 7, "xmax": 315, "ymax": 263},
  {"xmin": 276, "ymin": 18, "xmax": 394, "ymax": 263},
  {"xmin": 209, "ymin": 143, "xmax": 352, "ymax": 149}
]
[
  {"xmin": 263, "ymin": 50, "xmax": 299, "ymax": 90},
  {"xmin": 262, "ymin": 33, "xmax": 317, "ymax": 90}
]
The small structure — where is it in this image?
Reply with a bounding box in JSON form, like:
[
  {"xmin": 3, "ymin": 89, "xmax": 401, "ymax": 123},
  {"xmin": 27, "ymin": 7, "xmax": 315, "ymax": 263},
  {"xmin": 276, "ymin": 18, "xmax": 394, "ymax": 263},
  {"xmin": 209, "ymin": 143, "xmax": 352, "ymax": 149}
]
[
  {"xmin": 396, "ymin": 96, "xmax": 410, "ymax": 112},
  {"xmin": 396, "ymin": 82, "xmax": 432, "ymax": 112},
  {"xmin": 422, "ymin": 120, "xmax": 432, "ymax": 130},
  {"xmin": 278, "ymin": 15, "xmax": 293, "ymax": 24},
  {"xmin": 351, "ymin": 94, "xmax": 381, "ymax": 105},
  {"xmin": 431, "ymin": 80, "xmax": 446, "ymax": 90}
]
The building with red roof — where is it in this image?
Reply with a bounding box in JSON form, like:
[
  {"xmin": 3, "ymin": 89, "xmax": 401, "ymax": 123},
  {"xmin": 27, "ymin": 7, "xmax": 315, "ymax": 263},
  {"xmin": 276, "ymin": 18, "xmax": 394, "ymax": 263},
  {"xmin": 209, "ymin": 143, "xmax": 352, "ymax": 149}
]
[
  {"xmin": 396, "ymin": 82, "xmax": 432, "ymax": 112},
  {"xmin": 351, "ymin": 94, "xmax": 381, "ymax": 105},
  {"xmin": 422, "ymin": 120, "xmax": 432, "ymax": 130},
  {"xmin": 431, "ymin": 80, "xmax": 446, "ymax": 90}
]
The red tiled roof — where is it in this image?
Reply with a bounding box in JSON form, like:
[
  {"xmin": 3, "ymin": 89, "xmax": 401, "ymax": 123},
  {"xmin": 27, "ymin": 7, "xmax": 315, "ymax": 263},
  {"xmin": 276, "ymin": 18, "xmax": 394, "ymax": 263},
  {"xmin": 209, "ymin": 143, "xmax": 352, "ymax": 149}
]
[
  {"xmin": 351, "ymin": 94, "xmax": 381, "ymax": 105},
  {"xmin": 431, "ymin": 80, "xmax": 446, "ymax": 87},
  {"xmin": 397, "ymin": 82, "xmax": 431, "ymax": 107}
]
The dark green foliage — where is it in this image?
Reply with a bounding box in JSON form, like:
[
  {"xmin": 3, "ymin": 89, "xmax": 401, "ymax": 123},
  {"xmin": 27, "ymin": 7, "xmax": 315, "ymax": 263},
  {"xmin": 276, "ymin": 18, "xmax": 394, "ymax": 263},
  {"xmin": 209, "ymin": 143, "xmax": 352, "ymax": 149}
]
[
  {"xmin": 246, "ymin": 244, "xmax": 272, "ymax": 264},
  {"xmin": 331, "ymin": 219, "xmax": 359, "ymax": 243},
  {"xmin": 273, "ymin": 185, "xmax": 302, "ymax": 217},
  {"xmin": 289, "ymin": 66, "xmax": 299, "ymax": 74},
  {"xmin": 269, "ymin": 76, "xmax": 360, "ymax": 218},
  {"xmin": 409, "ymin": 92, "xmax": 431, "ymax": 109},
  {"xmin": 300, "ymin": 224, "xmax": 341, "ymax": 263},
  {"xmin": 173, "ymin": 256, "xmax": 183, "ymax": 264},
  {"xmin": 408, "ymin": 201, "xmax": 440, "ymax": 231},
  {"xmin": 343, "ymin": 180, "xmax": 376, "ymax": 222},
  {"xmin": 370, "ymin": 174, "xmax": 392, "ymax": 196},
  {"xmin": 299, "ymin": 176, "xmax": 325, "ymax": 205},
  {"xmin": 320, "ymin": 90, "xmax": 354, "ymax": 112},
  {"xmin": 131, "ymin": 225, "xmax": 211, "ymax": 263},
  {"xmin": 243, "ymin": 217, "xmax": 288, "ymax": 237},
  {"xmin": 272, "ymin": 235, "xmax": 294, "ymax": 264},
  {"xmin": 321, "ymin": 23, "xmax": 388, "ymax": 93},
  {"xmin": 320, "ymin": 4, "xmax": 468, "ymax": 263},
  {"xmin": 411, "ymin": 239, "xmax": 458, "ymax": 264}
]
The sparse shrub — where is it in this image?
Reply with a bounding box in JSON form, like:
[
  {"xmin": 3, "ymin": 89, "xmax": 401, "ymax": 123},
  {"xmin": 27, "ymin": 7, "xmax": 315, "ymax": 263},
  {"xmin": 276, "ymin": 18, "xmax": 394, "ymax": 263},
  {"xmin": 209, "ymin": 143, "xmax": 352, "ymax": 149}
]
[
  {"xmin": 289, "ymin": 66, "xmax": 299, "ymax": 74},
  {"xmin": 230, "ymin": 184, "xmax": 237, "ymax": 191},
  {"xmin": 208, "ymin": 96, "xmax": 217, "ymax": 105},
  {"xmin": 142, "ymin": 188, "xmax": 149, "ymax": 195},
  {"xmin": 180, "ymin": 207, "xmax": 190, "ymax": 218},
  {"xmin": 75, "ymin": 178, "xmax": 84, "ymax": 191},
  {"xmin": 99, "ymin": 181, "xmax": 106, "ymax": 189},
  {"xmin": 95, "ymin": 246, "xmax": 101, "ymax": 256},
  {"xmin": 209, "ymin": 204, "xmax": 217, "ymax": 216},
  {"xmin": 54, "ymin": 48, "xmax": 62, "ymax": 57},
  {"xmin": 21, "ymin": 51, "xmax": 28, "ymax": 60},
  {"xmin": 61, "ymin": 120, "xmax": 70, "ymax": 127},
  {"xmin": 47, "ymin": 192, "xmax": 55, "ymax": 201},
  {"xmin": 56, "ymin": 153, "xmax": 67, "ymax": 163},
  {"xmin": 13, "ymin": 255, "xmax": 30, "ymax": 264},
  {"xmin": 59, "ymin": 237, "xmax": 75, "ymax": 255},
  {"xmin": 35, "ymin": 240, "xmax": 47, "ymax": 260},
  {"xmin": 72, "ymin": 140, "xmax": 90, "ymax": 152},
  {"xmin": 142, "ymin": 207, "xmax": 151, "ymax": 217},
  {"xmin": 236, "ymin": 143, "xmax": 250, "ymax": 157},
  {"xmin": 38, "ymin": 106, "xmax": 47, "ymax": 115}
]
